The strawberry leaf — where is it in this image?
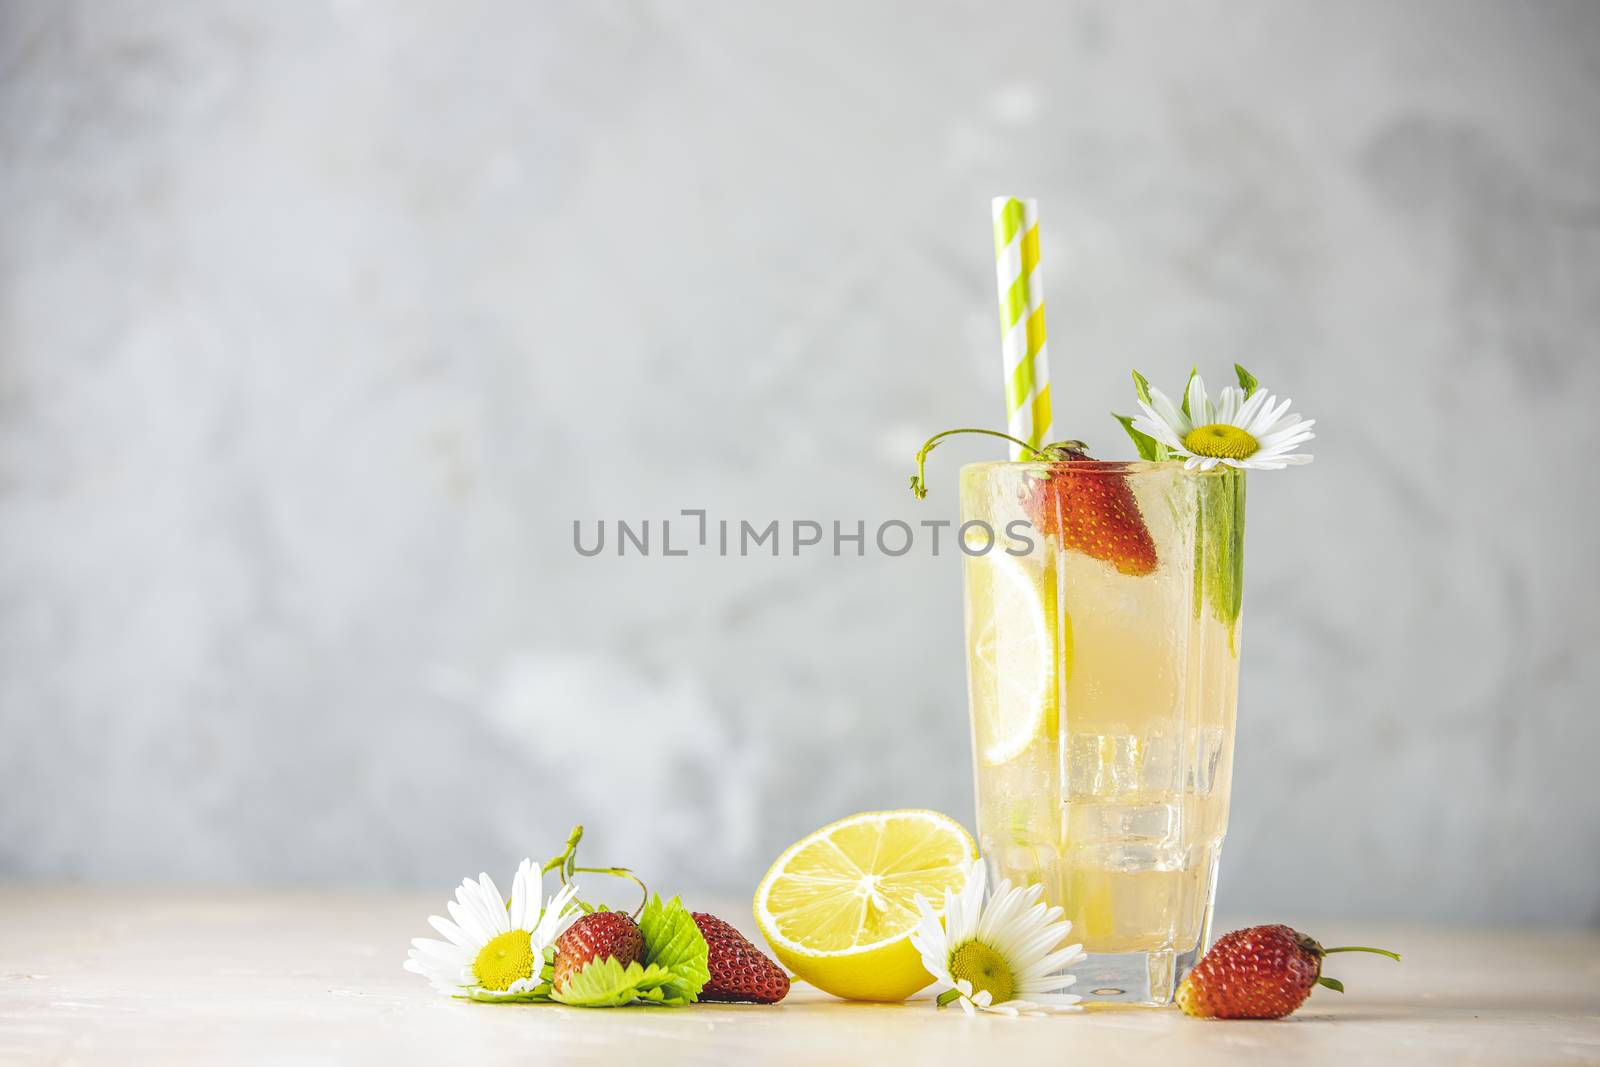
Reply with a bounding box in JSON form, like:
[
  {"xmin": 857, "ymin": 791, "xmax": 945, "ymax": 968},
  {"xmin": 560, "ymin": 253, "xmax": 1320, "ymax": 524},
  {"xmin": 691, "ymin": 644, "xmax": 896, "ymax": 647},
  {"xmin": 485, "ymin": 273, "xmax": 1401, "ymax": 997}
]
[
  {"xmin": 637, "ymin": 894, "xmax": 710, "ymax": 1005},
  {"xmin": 463, "ymin": 987, "xmax": 552, "ymax": 1004},
  {"xmin": 1112, "ymin": 413, "xmax": 1167, "ymax": 462},
  {"xmin": 550, "ymin": 958, "xmax": 681, "ymax": 1007}
]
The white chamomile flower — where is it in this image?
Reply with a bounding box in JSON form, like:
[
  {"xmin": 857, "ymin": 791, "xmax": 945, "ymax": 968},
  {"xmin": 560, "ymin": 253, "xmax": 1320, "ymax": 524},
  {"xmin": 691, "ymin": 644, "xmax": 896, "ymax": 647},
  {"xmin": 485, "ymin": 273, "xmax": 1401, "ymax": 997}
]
[
  {"xmin": 1131, "ymin": 372, "xmax": 1315, "ymax": 471},
  {"xmin": 404, "ymin": 858, "xmax": 580, "ymax": 1000},
  {"xmin": 909, "ymin": 858, "xmax": 1085, "ymax": 1016}
]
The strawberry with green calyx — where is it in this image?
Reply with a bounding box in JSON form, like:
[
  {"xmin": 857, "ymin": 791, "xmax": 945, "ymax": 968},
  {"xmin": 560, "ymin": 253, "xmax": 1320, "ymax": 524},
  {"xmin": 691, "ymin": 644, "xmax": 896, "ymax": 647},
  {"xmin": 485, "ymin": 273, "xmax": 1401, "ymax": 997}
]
[
  {"xmin": 543, "ymin": 826, "xmax": 649, "ymax": 995},
  {"xmin": 692, "ymin": 912, "xmax": 790, "ymax": 1004},
  {"xmin": 910, "ymin": 428, "xmax": 1158, "ymax": 576},
  {"xmin": 552, "ymin": 911, "xmax": 644, "ymax": 993},
  {"xmin": 1177, "ymin": 924, "xmax": 1400, "ymax": 1020},
  {"xmin": 538, "ymin": 825, "xmax": 712, "ymax": 1008}
]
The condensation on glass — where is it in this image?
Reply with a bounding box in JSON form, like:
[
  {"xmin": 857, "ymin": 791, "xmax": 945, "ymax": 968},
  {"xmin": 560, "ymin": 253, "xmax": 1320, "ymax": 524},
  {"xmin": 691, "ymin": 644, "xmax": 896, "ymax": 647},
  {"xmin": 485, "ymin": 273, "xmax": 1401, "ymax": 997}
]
[{"xmin": 960, "ymin": 461, "xmax": 1245, "ymax": 1007}]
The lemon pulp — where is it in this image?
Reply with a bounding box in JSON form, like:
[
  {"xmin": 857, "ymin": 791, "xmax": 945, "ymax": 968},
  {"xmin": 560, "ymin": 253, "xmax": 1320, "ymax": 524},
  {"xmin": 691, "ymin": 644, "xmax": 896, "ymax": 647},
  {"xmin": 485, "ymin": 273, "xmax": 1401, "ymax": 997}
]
[
  {"xmin": 965, "ymin": 552, "xmax": 1059, "ymax": 766},
  {"xmin": 753, "ymin": 810, "xmax": 977, "ymax": 1001}
]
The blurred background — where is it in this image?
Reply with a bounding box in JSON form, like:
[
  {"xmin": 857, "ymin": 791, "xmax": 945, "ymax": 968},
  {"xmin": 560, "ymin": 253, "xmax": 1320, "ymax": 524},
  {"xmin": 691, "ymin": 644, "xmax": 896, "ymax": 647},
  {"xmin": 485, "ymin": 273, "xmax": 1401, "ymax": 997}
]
[{"xmin": 2, "ymin": 1, "xmax": 1597, "ymax": 926}]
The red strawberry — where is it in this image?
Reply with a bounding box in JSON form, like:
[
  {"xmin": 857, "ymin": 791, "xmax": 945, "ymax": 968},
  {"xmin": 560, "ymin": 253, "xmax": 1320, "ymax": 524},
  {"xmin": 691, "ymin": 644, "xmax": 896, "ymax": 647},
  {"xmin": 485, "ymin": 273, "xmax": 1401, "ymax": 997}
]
[
  {"xmin": 551, "ymin": 911, "xmax": 644, "ymax": 992},
  {"xmin": 1021, "ymin": 447, "xmax": 1158, "ymax": 576},
  {"xmin": 692, "ymin": 912, "xmax": 790, "ymax": 1004},
  {"xmin": 1177, "ymin": 924, "xmax": 1399, "ymax": 1019}
]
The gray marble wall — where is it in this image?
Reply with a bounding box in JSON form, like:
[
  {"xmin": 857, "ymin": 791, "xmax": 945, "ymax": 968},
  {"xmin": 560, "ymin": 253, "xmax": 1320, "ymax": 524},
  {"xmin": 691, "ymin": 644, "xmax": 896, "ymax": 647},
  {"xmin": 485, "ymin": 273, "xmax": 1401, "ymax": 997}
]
[{"xmin": 2, "ymin": 1, "xmax": 1597, "ymax": 924}]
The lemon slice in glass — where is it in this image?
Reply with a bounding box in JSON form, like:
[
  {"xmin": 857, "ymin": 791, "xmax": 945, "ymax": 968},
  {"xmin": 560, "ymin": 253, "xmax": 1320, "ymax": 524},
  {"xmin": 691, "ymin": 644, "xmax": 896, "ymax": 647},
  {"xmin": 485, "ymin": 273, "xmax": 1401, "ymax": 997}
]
[
  {"xmin": 753, "ymin": 810, "xmax": 977, "ymax": 1002},
  {"xmin": 965, "ymin": 551, "xmax": 1058, "ymax": 766}
]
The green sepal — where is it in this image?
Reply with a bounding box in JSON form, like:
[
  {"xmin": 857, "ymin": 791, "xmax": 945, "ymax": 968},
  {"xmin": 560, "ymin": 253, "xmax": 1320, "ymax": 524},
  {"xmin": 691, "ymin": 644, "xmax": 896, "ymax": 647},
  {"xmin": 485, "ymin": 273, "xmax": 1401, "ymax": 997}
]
[
  {"xmin": 549, "ymin": 958, "xmax": 683, "ymax": 1007},
  {"xmin": 1131, "ymin": 369, "xmax": 1154, "ymax": 406},
  {"xmin": 1112, "ymin": 413, "xmax": 1167, "ymax": 462},
  {"xmin": 1234, "ymin": 363, "xmax": 1259, "ymax": 399},
  {"xmin": 637, "ymin": 894, "xmax": 710, "ymax": 1005},
  {"xmin": 1316, "ymin": 976, "xmax": 1345, "ymax": 993},
  {"xmin": 1179, "ymin": 366, "xmax": 1199, "ymax": 418}
]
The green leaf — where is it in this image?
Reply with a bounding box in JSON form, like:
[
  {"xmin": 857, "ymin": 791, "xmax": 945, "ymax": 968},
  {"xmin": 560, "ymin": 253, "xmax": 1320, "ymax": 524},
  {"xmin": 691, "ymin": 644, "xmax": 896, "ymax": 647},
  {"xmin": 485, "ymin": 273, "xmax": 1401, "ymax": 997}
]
[
  {"xmin": 1234, "ymin": 363, "xmax": 1259, "ymax": 399},
  {"xmin": 462, "ymin": 988, "xmax": 552, "ymax": 1004},
  {"xmin": 1112, "ymin": 413, "xmax": 1167, "ymax": 462},
  {"xmin": 1179, "ymin": 366, "xmax": 1199, "ymax": 419},
  {"xmin": 1193, "ymin": 468, "xmax": 1247, "ymax": 641},
  {"xmin": 541, "ymin": 896, "xmax": 710, "ymax": 1008},
  {"xmin": 549, "ymin": 958, "xmax": 682, "ymax": 1007},
  {"xmin": 1131, "ymin": 369, "xmax": 1154, "ymax": 406},
  {"xmin": 637, "ymin": 894, "xmax": 710, "ymax": 1005},
  {"xmin": 1316, "ymin": 976, "xmax": 1345, "ymax": 994}
]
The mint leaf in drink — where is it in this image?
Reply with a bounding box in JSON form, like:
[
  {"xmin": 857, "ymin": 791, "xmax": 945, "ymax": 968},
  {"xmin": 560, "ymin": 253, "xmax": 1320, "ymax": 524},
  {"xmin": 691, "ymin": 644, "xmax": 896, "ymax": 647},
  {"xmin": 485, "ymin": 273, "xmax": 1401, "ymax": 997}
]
[
  {"xmin": 1195, "ymin": 468, "xmax": 1247, "ymax": 645},
  {"xmin": 637, "ymin": 894, "xmax": 710, "ymax": 1005}
]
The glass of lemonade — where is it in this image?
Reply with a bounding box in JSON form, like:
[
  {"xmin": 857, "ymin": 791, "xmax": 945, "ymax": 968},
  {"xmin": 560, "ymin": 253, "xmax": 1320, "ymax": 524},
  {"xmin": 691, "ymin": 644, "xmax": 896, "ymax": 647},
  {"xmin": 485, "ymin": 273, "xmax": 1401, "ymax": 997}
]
[{"xmin": 960, "ymin": 459, "xmax": 1246, "ymax": 1007}]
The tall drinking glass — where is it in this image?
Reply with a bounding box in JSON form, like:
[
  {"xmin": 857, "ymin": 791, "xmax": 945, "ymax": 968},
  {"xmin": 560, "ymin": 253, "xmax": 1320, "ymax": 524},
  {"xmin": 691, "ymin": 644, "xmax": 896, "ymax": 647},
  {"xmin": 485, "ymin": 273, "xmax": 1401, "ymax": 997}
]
[{"xmin": 960, "ymin": 460, "xmax": 1246, "ymax": 1007}]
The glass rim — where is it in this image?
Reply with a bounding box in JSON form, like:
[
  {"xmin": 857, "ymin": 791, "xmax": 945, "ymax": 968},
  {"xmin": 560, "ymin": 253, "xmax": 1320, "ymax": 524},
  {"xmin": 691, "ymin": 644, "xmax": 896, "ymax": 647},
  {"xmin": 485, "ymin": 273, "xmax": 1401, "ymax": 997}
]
[{"xmin": 959, "ymin": 459, "xmax": 1238, "ymax": 477}]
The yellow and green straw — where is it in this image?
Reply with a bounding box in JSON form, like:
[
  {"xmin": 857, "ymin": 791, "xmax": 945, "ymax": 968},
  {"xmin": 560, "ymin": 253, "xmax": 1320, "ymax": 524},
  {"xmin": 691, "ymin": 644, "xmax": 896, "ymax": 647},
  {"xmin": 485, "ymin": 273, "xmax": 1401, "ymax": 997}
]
[{"xmin": 991, "ymin": 197, "xmax": 1054, "ymax": 458}]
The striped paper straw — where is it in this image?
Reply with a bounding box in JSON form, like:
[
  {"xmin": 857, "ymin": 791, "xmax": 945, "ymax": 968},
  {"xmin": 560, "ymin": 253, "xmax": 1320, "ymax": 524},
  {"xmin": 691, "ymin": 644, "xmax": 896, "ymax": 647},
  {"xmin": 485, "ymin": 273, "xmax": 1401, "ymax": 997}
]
[{"xmin": 991, "ymin": 197, "xmax": 1054, "ymax": 458}]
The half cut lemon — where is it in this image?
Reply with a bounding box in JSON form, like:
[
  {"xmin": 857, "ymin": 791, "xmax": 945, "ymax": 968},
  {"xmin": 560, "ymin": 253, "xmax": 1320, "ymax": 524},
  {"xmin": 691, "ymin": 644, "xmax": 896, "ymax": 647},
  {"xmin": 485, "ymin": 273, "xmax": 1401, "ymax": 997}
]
[{"xmin": 753, "ymin": 809, "xmax": 977, "ymax": 1001}]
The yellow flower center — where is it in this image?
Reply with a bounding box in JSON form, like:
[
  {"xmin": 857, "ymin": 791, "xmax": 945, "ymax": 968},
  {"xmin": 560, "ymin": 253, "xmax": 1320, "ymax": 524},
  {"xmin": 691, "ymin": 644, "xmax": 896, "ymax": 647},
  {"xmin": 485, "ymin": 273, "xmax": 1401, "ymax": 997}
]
[
  {"xmin": 1183, "ymin": 423, "xmax": 1259, "ymax": 460},
  {"xmin": 472, "ymin": 930, "xmax": 536, "ymax": 991},
  {"xmin": 949, "ymin": 941, "xmax": 1015, "ymax": 1005}
]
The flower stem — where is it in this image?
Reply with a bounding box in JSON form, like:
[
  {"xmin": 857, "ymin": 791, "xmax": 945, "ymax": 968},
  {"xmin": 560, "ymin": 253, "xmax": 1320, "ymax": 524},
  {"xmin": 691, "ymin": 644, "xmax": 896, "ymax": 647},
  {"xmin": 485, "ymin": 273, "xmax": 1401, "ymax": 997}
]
[{"xmin": 935, "ymin": 988, "xmax": 963, "ymax": 1008}]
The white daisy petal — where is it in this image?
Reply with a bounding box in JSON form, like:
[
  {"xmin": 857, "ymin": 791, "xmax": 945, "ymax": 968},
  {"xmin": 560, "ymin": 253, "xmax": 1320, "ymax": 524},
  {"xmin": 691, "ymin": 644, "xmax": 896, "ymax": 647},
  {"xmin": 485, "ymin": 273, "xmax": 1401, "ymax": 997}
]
[
  {"xmin": 1131, "ymin": 371, "xmax": 1312, "ymax": 470},
  {"xmin": 406, "ymin": 864, "xmax": 590, "ymax": 999},
  {"xmin": 478, "ymin": 874, "xmax": 511, "ymax": 935},
  {"xmin": 1131, "ymin": 414, "xmax": 1185, "ymax": 451},
  {"xmin": 409, "ymin": 936, "xmax": 465, "ymax": 963},
  {"xmin": 427, "ymin": 914, "xmax": 474, "ymax": 949},
  {"xmin": 445, "ymin": 899, "xmax": 487, "ymax": 944},
  {"xmin": 454, "ymin": 878, "xmax": 499, "ymax": 940},
  {"xmin": 1212, "ymin": 385, "xmax": 1241, "ymax": 425},
  {"xmin": 507, "ymin": 861, "xmax": 528, "ymax": 931},
  {"xmin": 1255, "ymin": 395, "xmax": 1295, "ymax": 436},
  {"xmin": 1147, "ymin": 387, "xmax": 1191, "ymax": 437},
  {"xmin": 913, "ymin": 858, "xmax": 1084, "ymax": 1017},
  {"xmin": 1233, "ymin": 388, "xmax": 1271, "ymax": 431},
  {"xmin": 539, "ymin": 881, "xmax": 584, "ymax": 948},
  {"xmin": 1185, "ymin": 374, "xmax": 1210, "ymax": 425},
  {"xmin": 1025, "ymin": 992, "xmax": 1084, "ymax": 1010}
]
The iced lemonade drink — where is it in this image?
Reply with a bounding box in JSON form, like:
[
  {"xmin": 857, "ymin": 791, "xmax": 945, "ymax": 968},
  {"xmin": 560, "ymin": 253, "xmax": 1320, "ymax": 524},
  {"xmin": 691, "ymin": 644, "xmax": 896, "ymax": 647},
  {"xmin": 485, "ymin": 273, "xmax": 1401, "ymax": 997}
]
[{"xmin": 961, "ymin": 459, "xmax": 1245, "ymax": 1006}]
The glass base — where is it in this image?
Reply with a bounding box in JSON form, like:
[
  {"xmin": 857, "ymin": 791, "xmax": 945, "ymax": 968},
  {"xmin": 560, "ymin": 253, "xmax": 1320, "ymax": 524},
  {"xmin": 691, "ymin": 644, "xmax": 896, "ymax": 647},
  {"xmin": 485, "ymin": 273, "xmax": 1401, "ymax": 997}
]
[{"xmin": 1074, "ymin": 943, "xmax": 1205, "ymax": 1008}]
